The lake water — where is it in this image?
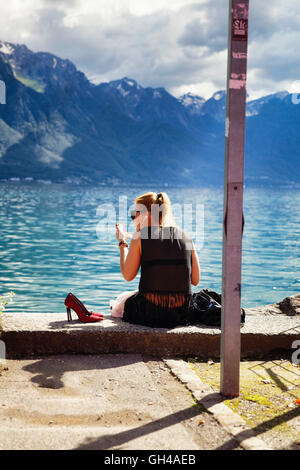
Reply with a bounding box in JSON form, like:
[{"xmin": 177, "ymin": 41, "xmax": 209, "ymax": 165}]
[{"xmin": 0, "ymin": 182, "xmax": 299, "ymax": 314}]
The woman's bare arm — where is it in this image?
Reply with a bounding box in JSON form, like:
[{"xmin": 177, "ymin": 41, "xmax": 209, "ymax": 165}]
[
  {"xmin": 191, "ymin": 242, "xmax": 200, "ymax": 286},
  {"xmin": 119, "ymin": 233, "xmax": 141, "ymax": 282}
]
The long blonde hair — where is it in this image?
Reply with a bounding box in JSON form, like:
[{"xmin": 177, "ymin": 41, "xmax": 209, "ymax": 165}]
[{"xmin": 134, "ymin": 191, "xmax": 175, "ymax": 227}]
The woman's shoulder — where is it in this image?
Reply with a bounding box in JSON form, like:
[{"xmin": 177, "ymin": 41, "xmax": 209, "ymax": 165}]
[{"xmin": 173, "ymin": 226, "xmax": 194, "ymax": 250}]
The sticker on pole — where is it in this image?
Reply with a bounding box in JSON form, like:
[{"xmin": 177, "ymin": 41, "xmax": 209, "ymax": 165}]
[{"xmin": 232, "ymin": 3, "xmax": 248, "ymax": 42}]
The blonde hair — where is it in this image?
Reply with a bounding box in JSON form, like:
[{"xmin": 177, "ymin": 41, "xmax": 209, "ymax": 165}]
[{"xmin": 134, "ymin": 191, "xmax": 175, "ymax": 227}]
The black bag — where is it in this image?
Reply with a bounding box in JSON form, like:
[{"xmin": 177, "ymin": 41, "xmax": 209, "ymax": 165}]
[{"xmin": 187, "ymin": 288, "xmax": 245, "ymax": 327}]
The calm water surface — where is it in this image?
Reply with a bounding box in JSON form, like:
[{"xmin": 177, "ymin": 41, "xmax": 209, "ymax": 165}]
[{"xmin": 0, "ymin": 183, "xmax": 299, "ymax": 314}]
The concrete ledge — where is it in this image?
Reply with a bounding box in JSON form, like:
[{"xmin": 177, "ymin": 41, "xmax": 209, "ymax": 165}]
[{"xmin": 1, "ymin": 310, "xmax": 299, "ymax": 358}]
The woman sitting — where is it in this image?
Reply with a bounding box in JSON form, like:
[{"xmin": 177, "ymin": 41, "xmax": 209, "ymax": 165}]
[{"xmin": 115, "ymin": 191, "xmax": 200, "ymax": 328}]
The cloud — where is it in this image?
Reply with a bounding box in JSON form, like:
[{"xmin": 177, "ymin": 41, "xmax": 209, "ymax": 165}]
[
  {"xmin": 0, "ymin": 0, "xmax": 299, "ymax": 100},
  {"xmin": 177, "ymin": 2, "xmax": 228, "ymax": 52}
]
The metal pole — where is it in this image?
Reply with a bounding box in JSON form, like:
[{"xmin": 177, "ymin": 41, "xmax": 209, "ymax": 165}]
[{"xmin": 220, "ymin": 0, "xmax": 249, "ymax": 397}]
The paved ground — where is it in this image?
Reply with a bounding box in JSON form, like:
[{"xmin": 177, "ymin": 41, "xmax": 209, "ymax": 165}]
[
  {"xmin": 0, "ymin": 354, "xmax": 244, "ymax": 450},
  {"xmin": 1, "ymin": 294, "xmax": 298, "ymax": 450}
]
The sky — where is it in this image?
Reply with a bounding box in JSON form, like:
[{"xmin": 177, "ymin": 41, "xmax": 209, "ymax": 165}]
[{"xmin": 1, "ymin": 0, "xmax": 300, "ymax": 100}]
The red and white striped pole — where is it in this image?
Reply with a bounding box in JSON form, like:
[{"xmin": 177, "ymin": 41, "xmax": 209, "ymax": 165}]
[{"xmin": 221, "ymin": 0, "xmax": 250, "ymax": 397}]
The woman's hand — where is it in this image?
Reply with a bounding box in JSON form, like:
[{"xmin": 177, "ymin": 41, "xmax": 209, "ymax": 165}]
[{"xmin": 115, "ymin": 223, "xmax": 131, "ymax": 241}]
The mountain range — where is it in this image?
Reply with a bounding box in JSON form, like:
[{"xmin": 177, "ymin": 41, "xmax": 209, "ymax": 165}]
[{"xmin": 0, "ymin": 40, "xmax": 299, "ymax": 187}]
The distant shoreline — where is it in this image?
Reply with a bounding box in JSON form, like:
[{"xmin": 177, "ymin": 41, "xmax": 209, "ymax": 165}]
[{"xmin": 1, "ymin": 180, "xmax": 300, "ymax": 190}]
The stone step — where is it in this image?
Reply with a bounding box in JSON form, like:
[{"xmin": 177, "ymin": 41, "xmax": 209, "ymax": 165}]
[{"xmin": 1, "ymin": 310, "xmax": 299, "ymax": 357}]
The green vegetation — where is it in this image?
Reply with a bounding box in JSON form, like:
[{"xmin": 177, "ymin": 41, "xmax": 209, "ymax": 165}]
[
  {"xmin": 0, "ymin": 292, "xmax": 15, "ymax": 315},
  {"xmin": 14, "ymin": 71, "xmax": 44, "ymax": 93},
  {"xmin": 187, "ymin": 357, "xmax": 300, "ymax": 449},
  {"xmin": 0, "ymin": 291, "xmax": 15, "ymax": 331},
  {"xmin": 0, "ymin": 365, "xmax": 8, "ymax": 375}
]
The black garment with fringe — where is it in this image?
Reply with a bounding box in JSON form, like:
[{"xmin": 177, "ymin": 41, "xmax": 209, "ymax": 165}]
[
  {"xmin": 122, "ymin": 226, "xmax": 245, "ymax": 328},
  {"xmin": 123, "ymin": 288, "xmax": 246, "ymax": 329},
  {"xmin": 123, "ymin": 225, "xmax": 192, "ymax": 328}
]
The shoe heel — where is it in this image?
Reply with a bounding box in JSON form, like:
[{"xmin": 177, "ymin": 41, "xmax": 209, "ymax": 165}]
[{"xmin": 66, "ymin": 307, "xmax": 72, "ymax": 322}]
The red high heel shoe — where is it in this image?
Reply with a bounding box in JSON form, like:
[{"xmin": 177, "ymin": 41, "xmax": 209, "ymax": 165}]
[
  {"xmin": 64, "ymin": 293, "xmax": 104, "ymax": 323},
  {"xmin": 67, "ymin": 293, "xmax": 103, "ymax": 318}
]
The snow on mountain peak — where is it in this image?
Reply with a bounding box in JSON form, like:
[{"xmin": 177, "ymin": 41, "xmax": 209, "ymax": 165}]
[
  {"xmin": 179, "ymin": 92, "xmax": 205, "ymax": 106},
  {"xmin": 121, "ymin": 77, "xmax": 140, "ymax": 88},
  {"xmin": 110, "ymin": 77, "xmax": 142, "ymax": 96},
  {"xmin": 273, "ymin": 91, "xmax": 289, "ymax": 100},
  {"xmin": 124, "ymin": 78, "xmax": 135, "ymax": 87},
  {"xmin": 212, "ymin": 90, "xmax": 226, "ymax": 101},
  {"xmin": 116, "ymin": 83, "xmax": 130, "ymax": 97},
  {"xmin": 0, "ymin": 40, "xmax": 14, "ymax": 55},
  {"xmin": 246, "ymin": 90, "xmax": 290, "ymax": 117},
  {"xmin": 178, "ymin": 93, "xmax": 205, "ymax": 115}
]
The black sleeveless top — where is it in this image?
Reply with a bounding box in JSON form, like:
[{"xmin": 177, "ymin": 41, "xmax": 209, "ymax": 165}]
[
  {"xmin": 138, "ymin": 225, "xmax": 193, "ymax": 295},
  {"xmin": 123, "ymin": 225, "xmax": 194, "ymax": 328}
]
